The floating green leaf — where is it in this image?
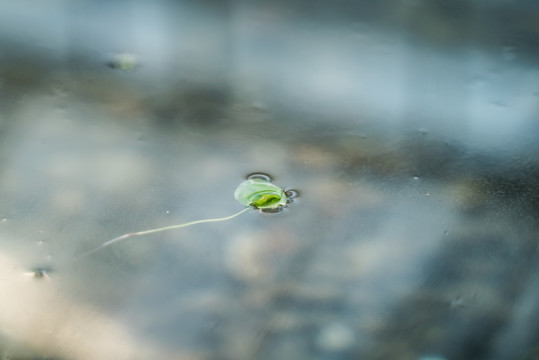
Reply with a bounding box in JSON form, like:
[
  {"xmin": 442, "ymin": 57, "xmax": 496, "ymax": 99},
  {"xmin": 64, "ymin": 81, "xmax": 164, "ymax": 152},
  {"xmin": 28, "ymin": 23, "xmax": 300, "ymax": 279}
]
[
  {"xmin": 77, "ymin": 176, "xmax": 292, "ymax": 260},
  {"xmin": 234, "ymin": 178, "xmax": 287, "ymax": 209}
]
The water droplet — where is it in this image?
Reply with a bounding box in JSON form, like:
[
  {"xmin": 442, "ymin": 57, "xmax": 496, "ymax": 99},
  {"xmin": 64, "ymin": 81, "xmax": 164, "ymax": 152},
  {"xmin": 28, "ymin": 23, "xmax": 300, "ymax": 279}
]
[
  {"xmin": 34, "ymin": 270, "xmax": 46, "ymax": 278},
  {"xmin": 30, "ymin": 267, "xmax": 52, "ymax": 279},
  {"xmin": 165, "ymin": 210, "xmax": 170, "ymax": 214},
  {"xmin": 413, "ymin": 176, "xmax": 420, "ymax": 180},
  {"xmin": 246, "ymin": 172, "xmax": 273, "ymax": 182},
  {"xmin": 1, "ymin": 218, "xmax": 7, "ymax": 223}
]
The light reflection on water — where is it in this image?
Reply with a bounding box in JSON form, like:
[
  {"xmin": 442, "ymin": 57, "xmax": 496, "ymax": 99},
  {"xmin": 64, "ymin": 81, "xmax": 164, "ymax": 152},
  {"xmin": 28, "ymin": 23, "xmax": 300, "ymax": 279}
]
[{"xmin": 1, "ymin": 1, "xmax": 538, "ymax": 360}]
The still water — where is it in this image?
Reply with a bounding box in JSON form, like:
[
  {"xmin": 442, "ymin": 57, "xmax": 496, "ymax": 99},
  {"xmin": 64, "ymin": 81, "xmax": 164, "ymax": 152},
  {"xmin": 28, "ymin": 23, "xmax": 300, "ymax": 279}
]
[{"xmin": 1, "ymin": 1, "xmax": 538, "ymax": 359}]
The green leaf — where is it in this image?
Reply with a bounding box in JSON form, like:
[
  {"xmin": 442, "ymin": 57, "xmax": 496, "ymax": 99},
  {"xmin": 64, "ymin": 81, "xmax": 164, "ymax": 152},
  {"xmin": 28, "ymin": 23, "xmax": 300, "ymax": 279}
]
[{"xmin": 234, "ymin": 178, "xmax": 287, "ymax": 209}]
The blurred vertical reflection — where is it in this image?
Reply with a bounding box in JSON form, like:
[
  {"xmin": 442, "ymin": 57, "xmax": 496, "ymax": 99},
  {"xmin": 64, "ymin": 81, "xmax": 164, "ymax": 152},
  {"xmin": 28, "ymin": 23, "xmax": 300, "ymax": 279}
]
[{"xmin": 0, "ymin": 1, "xmax": 538, "ymax": 359}]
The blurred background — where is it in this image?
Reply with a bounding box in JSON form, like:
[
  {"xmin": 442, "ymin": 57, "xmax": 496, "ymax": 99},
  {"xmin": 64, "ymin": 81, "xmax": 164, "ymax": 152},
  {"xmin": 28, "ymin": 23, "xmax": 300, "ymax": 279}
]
[{"xmin": 1, "ymin": 0, "xmax": 539, "ymax": 359}]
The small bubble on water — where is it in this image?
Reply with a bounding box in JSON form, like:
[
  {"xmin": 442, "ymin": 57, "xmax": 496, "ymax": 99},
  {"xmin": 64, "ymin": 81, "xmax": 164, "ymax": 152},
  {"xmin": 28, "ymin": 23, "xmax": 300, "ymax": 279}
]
[
  {"xmin": 34, "ymin": 269, "xmax": 47, "ymax": 278},
  {"xmin": 285, "ymin": 189, "xmax": 299, "ymax": 204},
  {"xmin": 29, "ymin": 267, "xmax": 52, "ymax": 279},
  {"xmin": 413, "ymin": 176, "xmax": 420, "ymax": 180},
  {"xmin": 246, "ymin": 172, "xmax": 273, "ymax": 182},
  {"xmin": 285, "ymin": 189, "xmax": 299, "ymax": 199},
  {"xmin": 1, "ymin": 218, "xmax": 7, "ymax": 223}
]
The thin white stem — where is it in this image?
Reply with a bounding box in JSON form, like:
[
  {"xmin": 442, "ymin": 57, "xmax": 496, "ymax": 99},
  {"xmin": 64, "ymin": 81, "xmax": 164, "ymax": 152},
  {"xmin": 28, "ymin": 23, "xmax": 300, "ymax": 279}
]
[{"xmin": 76, "ymin": 207, "xmax": 250, "ymax": 260}]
